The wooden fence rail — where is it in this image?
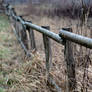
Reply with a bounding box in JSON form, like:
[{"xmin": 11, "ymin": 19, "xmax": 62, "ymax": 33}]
[{"xmin": 4, "ymin": 4, "xmax": 92, "ymax": 92}]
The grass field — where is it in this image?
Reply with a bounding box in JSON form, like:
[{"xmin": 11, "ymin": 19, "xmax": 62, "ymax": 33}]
[
  {"xmin": 14, "ymin": 4, "xmax": 92, "ymax": 91},
  {"xmin": 0, "ymin": 4, "xmax": 92, "ymax": 91}
]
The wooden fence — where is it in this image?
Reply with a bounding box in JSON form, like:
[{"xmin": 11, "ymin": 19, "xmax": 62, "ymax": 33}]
[{"xmin": 4, "ymin": 4, "xmax": 92, "ymax": 92}]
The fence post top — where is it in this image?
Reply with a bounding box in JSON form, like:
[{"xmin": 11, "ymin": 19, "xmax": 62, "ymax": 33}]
[
  {"xmin": 41, "ymin": 26, "xmax": 50, "ymax": 30},
  {"xmin": 62, "ymin": 28, "xmax": 72, "ymax": 31},
  {"xmin": 26, "ymin": 21, "xmax": 32, "ymax": 23}
]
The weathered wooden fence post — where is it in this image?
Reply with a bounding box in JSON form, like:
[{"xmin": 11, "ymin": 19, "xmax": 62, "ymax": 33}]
[
  {"xmin": 61, "ymin": 28, "xmax": 76, "ymax": 92},
  {"xmin": 14, "ymin": 21, "xmax": 20, "ymax": 37},
  {"xmin": 21, "ymin": 24, "xmax": 29, "ymax": 50},
  {"xmin": 42, "ymin": 26, "xmax": 53, "ymax": 89},
  {"xmin": 42, "ymin": 26, "xmax": 61, "ymax": 92},
  {"xmin": 26, "ymin": 22, "xmax": 36, "ymax": 51},
  {"xmin": 42, "ymin": 26, "xmax": 52, "ymax": 75},
  {"xmin": 13, "ymin": 19, "xmax": 30, "ymax": 56}
]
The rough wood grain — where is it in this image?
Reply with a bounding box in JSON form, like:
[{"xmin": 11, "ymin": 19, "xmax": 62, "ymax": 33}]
[
  {"xmin": 62, "ymin": 28, "xmax": 76, "ymax": 92},
  {"xmin": 42, "ymin": 26, "xmax": 52, "ymax": 73},
  {"xmin": 27, "ymin": 25, "xmax": 36, "ymax": 51},
  {"xmin": 20, "ymin": 24, "xmax": 28, "ymax": 50},
  {"xmin": 42, "ymin": 26, "xmax": 61, "ymax": 92}
]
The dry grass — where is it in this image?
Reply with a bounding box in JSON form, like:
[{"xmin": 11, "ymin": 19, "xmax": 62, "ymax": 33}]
[
  {"xmin": 14, "ymin": 4, "xmax": 92, "ymax": 91},
  {"xmin": 0, "ymin": 4, "xmax": 92, "ymax": 92}
]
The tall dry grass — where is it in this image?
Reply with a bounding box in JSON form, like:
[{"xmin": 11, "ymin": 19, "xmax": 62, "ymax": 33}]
[{"xmin": 1, "ymin": 3, "xmax": 92, "ymax": 92}]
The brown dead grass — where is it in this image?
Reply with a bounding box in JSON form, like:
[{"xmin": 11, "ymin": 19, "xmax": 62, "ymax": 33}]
[
  {"xmin": 14, "ymin": 4, "xmax": 92, "ymax": 91},
  {"xmin": 1, "ymin": 4, "xmax": 92, "ymax": 92}
]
